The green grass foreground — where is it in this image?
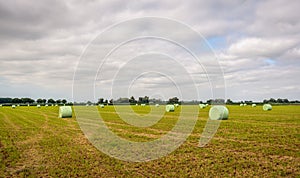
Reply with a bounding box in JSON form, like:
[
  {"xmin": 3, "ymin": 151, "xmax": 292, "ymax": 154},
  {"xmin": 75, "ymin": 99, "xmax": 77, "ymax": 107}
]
[{"xmin": 0, "ymin": 105, "xmax": 299, "ymax": 177}]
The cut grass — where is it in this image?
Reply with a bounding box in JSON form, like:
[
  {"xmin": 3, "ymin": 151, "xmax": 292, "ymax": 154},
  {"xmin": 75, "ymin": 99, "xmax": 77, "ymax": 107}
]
[{"xmin": 0, "ymin": 105, "xmax": 299, "ymax": 177}]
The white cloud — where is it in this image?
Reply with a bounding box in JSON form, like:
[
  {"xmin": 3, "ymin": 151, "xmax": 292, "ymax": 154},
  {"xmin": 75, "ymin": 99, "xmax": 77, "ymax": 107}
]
[{"xmin": 0, "ymin": 0, "xmax": 299, "ymax": 101}]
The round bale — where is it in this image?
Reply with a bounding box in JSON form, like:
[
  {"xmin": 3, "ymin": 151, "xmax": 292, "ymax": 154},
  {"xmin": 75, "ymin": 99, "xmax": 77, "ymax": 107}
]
[
  {"xmin": 209, "ymin": 106, "xmax": 229, "ymax": 120},
  {"xmin": 155, "ymin": 104, "xmax": 159, "ymax": 107},
  {"xmin": 240, "ymin": 103, "xmax": 244, "ymax": 106},
  {"xmin": 165, "ymin": 104, "xmax": 175, "ymax": 112},
  {"xmin": 141, "ymin": 104, "xmax": 146, "ymax": 106},
  {"xmin": 199, "ymin": 104, "xmax": 206, "ymax": 109},
  {"xmin": 263, "ymin": 104, "xmax": 272, "ymax": 111},
  {"xmin": 12, "ymin": 105, "xmax": 16, "ymax": 109},
  {"xmin": 99, "ymin": 104, "xmax": 105, "ymax": 108},
  {"xmin": 59, "ymin": 106, "xmax": 73, "ymax": 118},
  {"xmin": 252, "ymin": 104, "xmax": 256, "ymax": 107},
  {"xmin": 37, "ymin": 104, "xmax": 41, "ymax": 108}
]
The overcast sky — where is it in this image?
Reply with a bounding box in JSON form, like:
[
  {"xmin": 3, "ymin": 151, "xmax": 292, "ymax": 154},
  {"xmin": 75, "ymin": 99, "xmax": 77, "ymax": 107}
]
[{"xmin": 0, "ymin": 0, "xmax": 299, "ymax": 102}]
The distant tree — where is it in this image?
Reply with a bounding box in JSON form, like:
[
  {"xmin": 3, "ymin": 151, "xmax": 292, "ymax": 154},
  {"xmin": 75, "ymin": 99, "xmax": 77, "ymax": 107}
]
[
  {"xmin": 62, "ymin": 99, "xmax": 67, "ymax": 104},
  {"xmin": 269, "ymin": 98, "xmax": 276, "ymax": 103},
  {"xmin": 42, "ymin": 99, "xmax": 47, "ymax": 103},
  {"xmin": 109, "ymin": 99, "xmax": 114, "ymax": 105},
  {"xmin": 98, "ymin": 98, "xmax": 104, "ymax": 104},
  {"xmin": 129, "ymin": 96, "xmax": 137, "ymax": 105},
  {"xmin": 12, "ymin": 98, "xmax": 22, "ymax": 103},
  {"xmin": 168, "ymin": 97, "xmax": 179, "ymax": 104},
  {"xmin": 104, "ymin": 99, "xmax": 108, "ymax": 104},
  {"xmin": 283, "ymin": 99, "xmax": 289, "ymax": 103},
  {"xmin": 277, "ymin": 98, "xmax": 283, "ymax": 103},
  {"xmin": 0, "ymin": 98, "xmax": 12, "ymax": 104},
  {"xmin": 37, "ymin": 98, "xmax": 43, "ymax": 103},
  {"xmin": 263, "ymin": 99, "xmax": 268, "ymax": 104},
  {"xmin": 226, "ymin": 99, "xmax": 233, "ymax": 104},
  {"xmin": 47, "ymin": 99, "xmax": 55, "ymax": 104},
  {"xmin": 56, "ymin": 99, "xmax": 61, "ymax": 104},
  {"xmin": 21, "ymin": 98, "xmax": 34, "ymax": 104},
  {"xmin": 206, "ymin": 99, "xmax": 213, "ymax": 105}
]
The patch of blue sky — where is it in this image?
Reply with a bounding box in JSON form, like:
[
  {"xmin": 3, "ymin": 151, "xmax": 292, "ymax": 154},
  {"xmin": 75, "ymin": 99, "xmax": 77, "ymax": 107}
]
[{"xmin": 206, "ymin": 36, "xmax": 227, "ymax": 51}]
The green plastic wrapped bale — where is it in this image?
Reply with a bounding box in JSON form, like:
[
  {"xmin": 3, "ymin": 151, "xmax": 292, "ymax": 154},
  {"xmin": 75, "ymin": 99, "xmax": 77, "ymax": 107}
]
[
  {"xmin": 37, "ymin": 104, "xmax": 41, "ymax": 108},
  {"xmin": 12, "ymin": 105, "xmax": 16, "ymax": 108},
  {"xmin": 263, "ymin": 104, "xmax": 272, "ymax": 111},
  {"xmin": 59, "ymin": 106, "xmax": 73, "ymax": 118},
  {"xmin": 165, "ymin": 104, "xmax": 175, "ymax": 112},
  {"xmin": 199, "ymin": 104, "xmax": 206, "ymax": 109},
  {"xmin": 99, "ymin": 104, "xmax": 105, "ymax": 108},
  {"xmin": 252, "ymin": 104, "xmax": 256, "ymax": 107},
  {"xmin": 240, "ymin": 103, "xmax": 244, "ymax": 106},
  {"xmin": 155, "ymin": 104, "xmax": 159, "ymax": 107},
  {"xmin": 209, "ymin": 106, "xmax": 229, "ymax": 120}
]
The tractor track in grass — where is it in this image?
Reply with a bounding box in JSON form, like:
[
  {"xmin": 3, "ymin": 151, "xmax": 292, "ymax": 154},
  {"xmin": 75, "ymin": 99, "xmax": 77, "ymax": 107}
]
[{"xmin": 0, "ymin": 111, "xmax": 20, "ymax": 130}]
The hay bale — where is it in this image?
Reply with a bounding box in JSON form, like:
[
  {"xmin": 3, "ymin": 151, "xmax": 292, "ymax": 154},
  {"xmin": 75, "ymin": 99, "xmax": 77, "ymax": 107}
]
[
  {"xmin": 205, "ymin": 104, "xmax": 209, "ymax": 106},
  {"xmin": 141, "ymin": 104, "xmax": 146, "ymax": 106},
  {"xmin": 209, "ymin": 106, "xmax": 229, "ymax": 120},
  {"xmin": 199, "ymin": 104, "xmax": 206, "ymax": 109},
  {"xmin": 155, "ymin": 104, "xmax": 159, "ymax": 107},
  {"xmin": 263, "ymin": 104, "xmax": 272, "ymax": 111},
  {"xmin": 59, "ymin": 106, "xmax": 73, "ymax": 118},
  {"xmin": 240, "ymin": 103, "xmax": 244, "ymax": 106},
  {"xmin": 12, "ymin": 105, "xmax": 16, "ymax": 108},
  {"xmin": 165, "ymin": 104, "xmax": 175, "ymax": 112},
  {"xmin": 37, "ymin": 104, "xmax": 41, "ymax": 108},
  {"xmin": 136, "ymin": 103, "xmax": 138, "ymax": 106},
  {"xmin": 99, "ymin": 104, "xmax": 105, "ymax": 108},
  {"xmin": 252, "ymin": 104, "xmax": 256, "ymax": 107},
  {"xmin": 45, "ymin": 104, "xmax": 48, "ymax": 107},
  {"xmin": 174, "ymin": 103, "xmax": 179, "ymax": 107},
  {"xmin": 17, "ymin": 104, "xmax": 20, "ymax": 107},
  {"xmin": 243, "ymin": 103, "xmax": 247, "ymax": 106},
  {"xmin": 86, "ymin": 104, "xmax": 89, "ymax": 107},
  {"xmin": 0, "ymin": 104, "xmax": 2, "ymax": 107}
]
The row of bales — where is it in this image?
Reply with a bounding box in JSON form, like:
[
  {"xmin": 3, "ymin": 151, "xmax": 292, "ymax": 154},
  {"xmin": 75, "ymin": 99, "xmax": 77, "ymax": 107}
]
[
  {"xmin": 240, "ymin": 103, "xmax": 272, "ymax": 110},
  {"xmin": 0, "ymin": 102, "xmax": 273, "ymax": 120}
]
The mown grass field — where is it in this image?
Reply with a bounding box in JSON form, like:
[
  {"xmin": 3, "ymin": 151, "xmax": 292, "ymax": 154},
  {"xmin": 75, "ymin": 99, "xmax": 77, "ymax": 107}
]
[{"xmin": 0, "ymin": 105, "xmax": 299, "ymax": 177}]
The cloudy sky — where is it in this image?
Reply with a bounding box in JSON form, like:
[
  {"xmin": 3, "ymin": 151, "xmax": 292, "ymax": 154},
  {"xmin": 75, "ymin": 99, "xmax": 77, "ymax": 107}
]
[{"xmin": 0, "ymin": 0, "xmax": 299, "ymax": 102}]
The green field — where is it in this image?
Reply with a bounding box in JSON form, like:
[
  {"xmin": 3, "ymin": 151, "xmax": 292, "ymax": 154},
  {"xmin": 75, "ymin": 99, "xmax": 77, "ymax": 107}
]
[{"xmin": 0, "ymin": 105, "xmax": 299, "ymax": 177}]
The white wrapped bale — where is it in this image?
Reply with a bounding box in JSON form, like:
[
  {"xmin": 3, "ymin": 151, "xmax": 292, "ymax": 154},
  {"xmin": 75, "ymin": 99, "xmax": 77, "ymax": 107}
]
[
  {"xmin": 59, "ymin": 106, "xmax": 73, "ymax": 118},
  {"xmin": 209, "ymin": 106, "xmax": 229, "ymax": 120},
  {"xmin": 199, "ymin": 104, "xmax": 206, "ymax": 109},
  {"xmin": 263, "ymin": 104, "xmax": 272, "ymax": 111},
  {"xmin": 240, "ymin": 103, "xmax": 244, "ymax": 106},
  {"xmin": 12, "ymin": 105, "xmax": 16, "ymax": 109},
  {"xmin": 165, "ymin": 104, "xmax": 175, "ymax": 112},
  {"xmin": 37, "ymin": 104, "xmax": 41, "ymax": 108},
  {"xmin": 252, "ymin": 104, "xmax": 256, "ymax": 107},
  {"xmin": 155, "ymin": 104, "xmax": 159, "ymax": 107},
  {"xmin": 99, "ymin": 104, "xmax": 105, "ymax": 108}
]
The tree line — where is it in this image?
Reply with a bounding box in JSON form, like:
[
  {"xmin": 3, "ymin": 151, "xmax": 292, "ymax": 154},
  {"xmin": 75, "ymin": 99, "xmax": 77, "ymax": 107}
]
[{"xmin": 0, "ymin": 97, "xmax": 68, "ymax": 104}]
